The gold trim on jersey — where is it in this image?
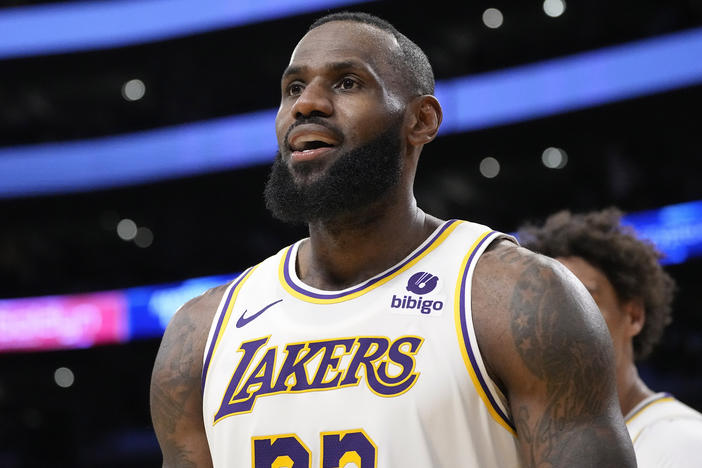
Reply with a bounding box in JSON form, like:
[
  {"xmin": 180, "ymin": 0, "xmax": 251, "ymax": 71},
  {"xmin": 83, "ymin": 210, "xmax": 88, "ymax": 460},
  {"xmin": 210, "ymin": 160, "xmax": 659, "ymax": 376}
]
[
  {"xmin": 626, "ymin": 394, "xmax": 676, "ymax": 443},
  {"xmin": 319, "ymin": 429, "xmax": 378, "ymax": 468},
  {"xmin": 454, "ymin": 230, "xmax": 517, "ymax": 437},
  {"xmin": 251, "ymin": 433, "xmax": 312, "ymax": 468},
  {"xmin": 202, "ymin": 265, "xmax": 259, "ymax": 392},
  {"xmin": 626, "ymin": 395, "xmax": 675, "ymax": 425},
  {"xmin": 277, "ymin": 220, "xmax": 463, "ymax": 304}
]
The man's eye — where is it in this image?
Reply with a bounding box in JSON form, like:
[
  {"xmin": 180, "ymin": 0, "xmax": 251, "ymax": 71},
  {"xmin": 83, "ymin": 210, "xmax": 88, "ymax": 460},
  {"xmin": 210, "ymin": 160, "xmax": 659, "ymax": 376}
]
[
  {"xmin": 288, "ymin": 84, "xmax": 303, "ymax": 96},
  {"xmin": 339, "ymin": 78, "xmax": 357, "ymax": 90}
]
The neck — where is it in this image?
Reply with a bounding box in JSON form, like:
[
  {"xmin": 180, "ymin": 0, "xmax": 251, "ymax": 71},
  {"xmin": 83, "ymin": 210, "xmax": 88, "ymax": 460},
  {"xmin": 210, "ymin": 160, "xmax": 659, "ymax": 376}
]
[
  {"xmin": 618, "ymin": 361, "xmax": 654, "ymax": 417},
  {"xmin": 296, "ymin": 189, "xmax": 442, "ymax": 290}
]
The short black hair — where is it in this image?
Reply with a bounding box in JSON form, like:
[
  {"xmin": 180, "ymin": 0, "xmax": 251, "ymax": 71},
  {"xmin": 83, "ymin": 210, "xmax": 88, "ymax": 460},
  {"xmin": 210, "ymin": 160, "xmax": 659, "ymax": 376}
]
[
  {"xmin": 518, "ymin": 208, "xmax": 676, "ymax": 361},
  {"xmin": 309, "ymin": 11, "xmax": 435, "ymax": 96}
]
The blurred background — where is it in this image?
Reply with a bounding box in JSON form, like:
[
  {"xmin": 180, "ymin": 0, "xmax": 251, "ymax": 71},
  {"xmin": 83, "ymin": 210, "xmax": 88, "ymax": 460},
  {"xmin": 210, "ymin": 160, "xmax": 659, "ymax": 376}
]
[{"xmin": 1, "ymin": 0, "xmax": 701, "ymax": 466}]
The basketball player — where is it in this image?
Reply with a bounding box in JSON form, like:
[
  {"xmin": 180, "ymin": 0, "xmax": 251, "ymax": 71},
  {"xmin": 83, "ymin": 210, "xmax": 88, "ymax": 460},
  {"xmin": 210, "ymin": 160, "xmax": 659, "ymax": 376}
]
[
  {"xmin": 150, "ymin": 12, "xmax": 636, "ymax": 467},
  {"xmin": 519, "ymin": 208, "xmax": 702, "ymax": 467}
]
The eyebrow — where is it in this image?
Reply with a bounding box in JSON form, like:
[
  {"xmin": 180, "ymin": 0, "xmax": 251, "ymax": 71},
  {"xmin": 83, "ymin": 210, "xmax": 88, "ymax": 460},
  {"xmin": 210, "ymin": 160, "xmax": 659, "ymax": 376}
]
[{"xmin": 281, "ymin": 60, "xmax": 371, "ymax": 81}]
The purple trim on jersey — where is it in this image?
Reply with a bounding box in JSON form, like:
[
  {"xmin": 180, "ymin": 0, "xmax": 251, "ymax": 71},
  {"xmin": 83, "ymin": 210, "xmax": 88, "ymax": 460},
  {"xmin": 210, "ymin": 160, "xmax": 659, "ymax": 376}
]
[
  {"xmin": 282, "ymin": 219, "xmax": 459, "ymax": 300},
  {"xmin": 458, "ymin": 231, "xmax": 516, "ymax": 432},
  {"xmin": 201, "ymin": 268, "xmax": 252, "ymax": 394}
]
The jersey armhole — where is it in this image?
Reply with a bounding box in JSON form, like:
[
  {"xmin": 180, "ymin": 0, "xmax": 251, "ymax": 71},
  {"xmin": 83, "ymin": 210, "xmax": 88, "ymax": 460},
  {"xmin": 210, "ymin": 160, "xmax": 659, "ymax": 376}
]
[
  {"xmin": 454, "ymin": 230, "xmax": 517, "ymax": 436},
  {"xmin": 201, "ymin": 266, "xmax": 257, "ymax": 394}
]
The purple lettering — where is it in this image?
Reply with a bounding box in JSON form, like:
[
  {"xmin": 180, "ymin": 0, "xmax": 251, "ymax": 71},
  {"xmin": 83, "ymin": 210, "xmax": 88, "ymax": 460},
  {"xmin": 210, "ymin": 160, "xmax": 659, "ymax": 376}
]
[
  {"xmin": 339, "ymin": 337, "xmax": 389, "ymax": 387},
  {"xmin": 214, "ymin": 337, "xmax": 269, "ymax": 422},
  {"xmin": 309, "ymin": 339, "xmax": 355, "ymax": 389},
  {"xmin": 377, "ymin": 336, "xmax": 422, "ymax": 387},
  {"xmin": 253, "ymin": 435, "xmax": 310, "ymax": 468},
  {"xmin": 230, "ymin": 347, "xmax": 277, "ymax": 402},
  {"xmin": 322, "ymin": 431, "xmax": 377, "ymax": 468},
  {"xmin": 391, "ymin": 295, "xmax": 402, "ymax": 308},
  {"xmin": 270, "ymin": 343, "xmax": 310, "ymax": 392}
]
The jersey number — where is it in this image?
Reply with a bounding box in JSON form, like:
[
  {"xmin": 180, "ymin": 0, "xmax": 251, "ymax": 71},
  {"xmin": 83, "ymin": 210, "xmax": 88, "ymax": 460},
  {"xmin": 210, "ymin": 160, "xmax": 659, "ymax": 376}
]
[{"xmin": 252, "ymin": 429, "xmax": 377, "ymax": 468}]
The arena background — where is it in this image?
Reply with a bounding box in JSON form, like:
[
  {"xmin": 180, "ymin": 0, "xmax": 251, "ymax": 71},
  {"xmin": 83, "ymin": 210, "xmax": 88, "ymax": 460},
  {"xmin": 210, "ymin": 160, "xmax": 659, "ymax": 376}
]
[{"xmin": 1, "ymin": 1, "xmax": 701, "ymax": 466}]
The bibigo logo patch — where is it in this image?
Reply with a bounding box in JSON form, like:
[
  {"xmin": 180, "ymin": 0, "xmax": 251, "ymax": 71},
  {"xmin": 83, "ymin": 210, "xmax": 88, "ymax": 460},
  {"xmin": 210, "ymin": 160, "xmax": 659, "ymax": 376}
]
[{"xmin": 390, "ymin": 271, "xmax": 444, "ymax": 316}]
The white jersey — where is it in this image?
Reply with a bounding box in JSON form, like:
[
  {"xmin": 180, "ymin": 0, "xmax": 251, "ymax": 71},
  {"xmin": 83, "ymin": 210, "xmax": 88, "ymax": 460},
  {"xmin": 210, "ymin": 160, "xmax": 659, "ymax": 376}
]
[
  {"xmin": 625, "ymin": 392, "xmax": 702, "ymax": 468},
  {"xmin": 201, "ymin": 219, "xmax": 522, "ymax": 467}
]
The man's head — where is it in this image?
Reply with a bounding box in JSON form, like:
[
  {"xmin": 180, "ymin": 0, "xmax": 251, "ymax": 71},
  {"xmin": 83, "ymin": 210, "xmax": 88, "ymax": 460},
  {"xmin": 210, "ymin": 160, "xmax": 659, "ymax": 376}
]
[
  {"xmin": 518, "ymin": 208, "xmax": 676, "ymax": 364},
  {"xmin": 265, "ymin": 12, "xmax": 442, "ymax": 224}
]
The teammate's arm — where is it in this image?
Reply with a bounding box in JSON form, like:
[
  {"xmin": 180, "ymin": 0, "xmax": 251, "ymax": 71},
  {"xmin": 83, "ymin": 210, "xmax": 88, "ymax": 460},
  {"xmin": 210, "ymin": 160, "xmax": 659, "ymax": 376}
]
[
  {"xmin": 473, "ymin": 242, "xmax": 636, "ymax": 467},
  {"xmin": 150, "ymin": 286, "xmax": 226, "ymax": 468}
]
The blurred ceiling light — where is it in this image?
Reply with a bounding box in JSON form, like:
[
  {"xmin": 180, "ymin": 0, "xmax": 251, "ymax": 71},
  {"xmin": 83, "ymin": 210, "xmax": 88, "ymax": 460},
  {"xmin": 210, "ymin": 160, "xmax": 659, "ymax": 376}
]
[
  {"xmin": 122, "ymin": 78, "xmax": 146, "ymax": 101},
  {"xmin": 479, "ymin": 157, "xmax": 501, "ymax": 178},
  {"xmin": 54, "ymin": 367, "xmax": 75, "ymax": 388},
  {"xmin": 117, "ymin": 218, "xmax": 138, "ymax": 241},
  {"xmin": 482, "ymin": 8, "xmax": 503, "ymax": 29},
  {"xmin": 543, "ymin": 0, "xmax": 566, "ymax": 18},
  {"xmin": 135, "ymin": 227, "xmax": 154, "ymax": 248},
  {"xmin": 541, "ymin": 147, "xmax": 568, "ymax": 169}
]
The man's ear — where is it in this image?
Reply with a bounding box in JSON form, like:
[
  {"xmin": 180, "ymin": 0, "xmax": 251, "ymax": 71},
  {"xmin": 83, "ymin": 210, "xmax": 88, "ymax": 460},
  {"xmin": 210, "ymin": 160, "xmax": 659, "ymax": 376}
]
[
  {"xmin": 406, "ymin": 95, "xmax": 443, "ymax": 147},
  {"xmin": 623, "ymin": 298, "xmax": 646, "ymax": 337}
]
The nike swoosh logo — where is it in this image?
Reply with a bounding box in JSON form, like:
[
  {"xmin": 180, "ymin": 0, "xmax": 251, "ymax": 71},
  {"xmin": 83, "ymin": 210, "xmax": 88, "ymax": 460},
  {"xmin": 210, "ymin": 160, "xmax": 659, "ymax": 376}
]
[{"xmin": 236, "ymin": 299, "xmax": 283, "ymax": 328}]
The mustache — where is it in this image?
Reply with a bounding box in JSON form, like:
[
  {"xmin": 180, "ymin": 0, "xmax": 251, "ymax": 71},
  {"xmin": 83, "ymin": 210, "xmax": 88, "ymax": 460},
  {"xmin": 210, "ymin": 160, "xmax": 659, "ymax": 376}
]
[{"xmin": 283, "ymin": 116, "xmax": 344, "ymax": 147}]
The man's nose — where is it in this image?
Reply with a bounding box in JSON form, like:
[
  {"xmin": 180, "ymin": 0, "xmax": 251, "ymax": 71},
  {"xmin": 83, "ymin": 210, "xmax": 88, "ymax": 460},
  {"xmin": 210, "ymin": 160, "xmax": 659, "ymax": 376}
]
[{"xmin": 290, "ymin": 81, "xmax": 333, "ymax": 119}]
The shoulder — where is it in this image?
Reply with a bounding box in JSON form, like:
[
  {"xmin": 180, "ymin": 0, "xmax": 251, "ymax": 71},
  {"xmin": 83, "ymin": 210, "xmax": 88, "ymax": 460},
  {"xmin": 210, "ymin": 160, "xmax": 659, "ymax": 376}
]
[
  {"xmin": 471, "ymin": 239, "xmax": 611, "ymax": 387},
  {"xmin": 471, "ymin": 239, "xmax": 602, "ymax": 332},
  {"xmin": 152, "ymin": 280, "xmax": 233, "ymax": 387},
  {"xmin": 149, "ymin": 280, "xmax": 233, "ymax": 467},
  {"xmin": 473, "ymin": 238, "xmax": 587, "ymax": 299},
  {"xmin": 167, "ymin": 281, "xmax": 232, "ymax": 351},
  {"xmin": 471, "ymin": 241, "xmax": 635, "ymax": 465}
]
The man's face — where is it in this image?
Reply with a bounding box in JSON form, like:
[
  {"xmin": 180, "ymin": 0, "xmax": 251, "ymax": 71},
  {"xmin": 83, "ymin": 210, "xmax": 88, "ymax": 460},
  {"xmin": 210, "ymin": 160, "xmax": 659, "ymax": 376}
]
[
  {"xmin": 265, "ymin": 21, "xmax": 409, "ymax": 223},
  {"xmin": 274, "ymin": 21, "xmax": 406, "ymax": 188}
]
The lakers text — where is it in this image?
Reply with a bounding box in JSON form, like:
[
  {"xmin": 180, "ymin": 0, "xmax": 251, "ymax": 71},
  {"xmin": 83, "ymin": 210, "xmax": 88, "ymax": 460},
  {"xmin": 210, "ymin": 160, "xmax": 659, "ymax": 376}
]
[{"xmin": 214, "ymin": 335, "xmax": 423, "ymax": 423}]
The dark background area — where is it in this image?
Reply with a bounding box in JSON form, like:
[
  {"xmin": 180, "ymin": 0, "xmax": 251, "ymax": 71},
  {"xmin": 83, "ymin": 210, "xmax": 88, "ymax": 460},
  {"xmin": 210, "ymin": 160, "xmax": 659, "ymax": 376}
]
[{"xmin": 1, "ymin": 0, "xmax": 701, "ymax": 466}]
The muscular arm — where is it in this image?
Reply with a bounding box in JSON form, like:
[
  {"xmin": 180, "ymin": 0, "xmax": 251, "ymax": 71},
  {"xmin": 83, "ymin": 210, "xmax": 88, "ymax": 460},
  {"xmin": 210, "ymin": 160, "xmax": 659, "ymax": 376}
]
[
  {"xmin": 473, "ymin": 242, "xmax": 636, "ymax": 467},
  {"xmin": 150, "ymin": 285, "xmax": 228, "ymax": 467}
]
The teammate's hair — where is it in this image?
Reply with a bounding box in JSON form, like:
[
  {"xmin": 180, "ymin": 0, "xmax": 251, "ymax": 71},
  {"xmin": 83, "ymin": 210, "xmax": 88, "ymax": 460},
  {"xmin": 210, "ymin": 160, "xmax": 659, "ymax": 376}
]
[
  {"xmin": 517, "ymin": 208, "xmax": 676, "ymax": 361},
  {"xmin": 309, "ymin": 12, "xmax": 435, "ymax": 96}
]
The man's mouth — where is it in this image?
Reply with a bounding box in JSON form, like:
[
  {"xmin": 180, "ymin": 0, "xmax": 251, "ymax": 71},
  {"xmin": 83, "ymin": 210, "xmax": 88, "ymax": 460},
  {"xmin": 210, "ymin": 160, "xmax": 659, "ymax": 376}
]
[
  {"xmin": 292, "ymin": 140, "xmax": 335, "ymax": 152},
  {"xmin": 287, "ymin": 126, "xmax": 341, "ymax": 162}
]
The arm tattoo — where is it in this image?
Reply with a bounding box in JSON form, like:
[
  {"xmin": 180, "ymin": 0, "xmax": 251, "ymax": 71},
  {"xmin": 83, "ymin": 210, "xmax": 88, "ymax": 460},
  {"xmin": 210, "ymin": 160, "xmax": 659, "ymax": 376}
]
[
  {"xmin": 510, "ymin": 256, "xmax": 624, "ymax": 467},
  {"xmin": 151, "ymin": 309, "xmax": 205, "ymax": 467}
]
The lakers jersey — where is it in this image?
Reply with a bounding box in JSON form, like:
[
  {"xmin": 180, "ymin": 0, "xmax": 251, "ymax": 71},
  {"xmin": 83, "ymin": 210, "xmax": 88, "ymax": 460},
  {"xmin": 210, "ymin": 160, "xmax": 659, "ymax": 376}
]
[
  {"xmin": 625, "ymin": 392, "xmax": 702, "ymax": 467},
  {"xmin": 201, "ymin": 220, "xmax": 522, "ymax": 467}
]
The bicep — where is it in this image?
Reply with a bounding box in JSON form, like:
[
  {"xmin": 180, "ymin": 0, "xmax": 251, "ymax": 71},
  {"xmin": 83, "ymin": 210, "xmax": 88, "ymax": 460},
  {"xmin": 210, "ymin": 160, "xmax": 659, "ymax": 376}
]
[
  {"xmin": 474, "ymin": 248, "xmax": 636, "ymax": 467},
  {"xmin": 150, "ymin": 305, "xmax": 214, "ymax": 468}
]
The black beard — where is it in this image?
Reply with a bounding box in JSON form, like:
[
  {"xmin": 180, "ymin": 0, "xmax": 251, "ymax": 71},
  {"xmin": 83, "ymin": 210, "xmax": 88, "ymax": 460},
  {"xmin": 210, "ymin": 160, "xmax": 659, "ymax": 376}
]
[{"xmin": 264, "ymin": 120, "xmax": 403, "ymax": 225}]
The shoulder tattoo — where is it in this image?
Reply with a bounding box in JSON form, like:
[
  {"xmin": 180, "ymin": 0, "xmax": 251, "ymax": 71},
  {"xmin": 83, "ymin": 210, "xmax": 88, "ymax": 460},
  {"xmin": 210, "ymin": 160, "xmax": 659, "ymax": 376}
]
[{"xmin": 508, "ymin": 254, "xmax": 623, "ymax": 466}]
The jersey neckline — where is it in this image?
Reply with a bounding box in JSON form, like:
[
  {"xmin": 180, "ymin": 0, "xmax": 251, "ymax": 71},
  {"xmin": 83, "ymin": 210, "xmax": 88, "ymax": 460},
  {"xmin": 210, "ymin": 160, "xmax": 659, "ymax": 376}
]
[
  {"xmin": 625, "ymin": 392, "xmax": 674, "ymax": 423},
  {"xmin": 278, "ymin": 219, "xmax": 463, "ymax": 304}
]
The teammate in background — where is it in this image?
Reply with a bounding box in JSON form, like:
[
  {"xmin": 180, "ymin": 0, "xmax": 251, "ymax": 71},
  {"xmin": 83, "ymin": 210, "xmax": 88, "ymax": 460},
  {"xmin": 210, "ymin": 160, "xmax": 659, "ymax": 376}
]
[
  {"xmin": 150, "ymin": 12, "xmax": 636, "ymax": 467},
  {"xmin": 519, "ymin": 207, "xmax": 702, "ymax": 468}
]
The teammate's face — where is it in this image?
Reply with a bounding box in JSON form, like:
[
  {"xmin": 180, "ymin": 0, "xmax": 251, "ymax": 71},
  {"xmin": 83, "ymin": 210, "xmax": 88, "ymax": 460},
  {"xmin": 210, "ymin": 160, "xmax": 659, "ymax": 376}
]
[{"xmin": 273, "ymin": 21, "xmax": 407, "ymax": 187}]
